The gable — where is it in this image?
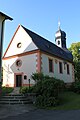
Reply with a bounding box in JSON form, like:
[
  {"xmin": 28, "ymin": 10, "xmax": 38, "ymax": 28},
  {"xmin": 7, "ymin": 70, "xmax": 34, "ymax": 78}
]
[{"xmin": 4, "ymin": 25, "xmax": 38, "ymax": 58}]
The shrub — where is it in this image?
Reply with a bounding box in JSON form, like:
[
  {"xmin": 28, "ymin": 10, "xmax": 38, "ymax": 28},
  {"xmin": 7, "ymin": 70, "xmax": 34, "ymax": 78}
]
[
  {"xmin": 33, "ymin": 77, "xmax": 64, "ymax": 96},
  {"xmin": 36, "ymin": 95, "xmax": 59, "ymax": 108},
  {"xmin": 20, "ymin": 86, "xmax": 28, "ymax": 94},
  {"xmin": 31, "ymin": 72, "xmax": 44, "ymax": 83},
  {"xmin": 2, "ymin": 87, "xmax": 13, "ymax": 95},
  {"xmin": 27, "ymin": 86, "xmax": 35, "ymax": 93},
  {"xmin": 20, "ymin": 86, "xmax": 35, "ymax": 94},
  {"xmin": 72, "ymin": 81, "xmax": 80, "ymax": 93},
  {"xmin": 20, "ymin": 73, "xmax": 65, "ymax": 107},
  {"xmin": 32, "ymin": 73, "xmax": 64, "ymax": 107}
]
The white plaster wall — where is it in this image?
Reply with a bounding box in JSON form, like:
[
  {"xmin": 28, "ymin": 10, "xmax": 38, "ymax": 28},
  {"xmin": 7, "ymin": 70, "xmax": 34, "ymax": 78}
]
[
  {"xmin": 3, "ymin": 53, "xmax": 37, "ymax": 87},
  {"xmin": 2, "ymin": 57, "xmax": 17, "ymax": 87},
  {"xmin": 5, "ymin": 25, "xmax": 38, "ymax": 57},
  {"xmin": 41, "ymin": 54, "xmax": 54, "ymax": 77},
  {"xmin": 17, "ymin": 53, "xmax": 37, "ymax": 85},
  {"xmin": 41, "ymin": 53, "xmax": 74, "ymax": 83}
]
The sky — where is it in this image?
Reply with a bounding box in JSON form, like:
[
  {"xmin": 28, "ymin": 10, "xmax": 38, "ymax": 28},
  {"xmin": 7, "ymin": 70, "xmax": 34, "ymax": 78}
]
[{"xmin": 0, "ymin": 0, "xmax": 80, "ymax": 54}]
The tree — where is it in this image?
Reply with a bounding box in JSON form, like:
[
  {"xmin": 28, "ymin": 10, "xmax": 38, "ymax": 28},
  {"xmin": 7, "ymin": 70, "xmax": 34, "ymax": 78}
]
[
  {"xmin": 74, "ymin": 62, "xmax": 80, "ymax": 81},
  {"xmin": 69, "ymin": 42, "xmax": 80, "ymax": 62},
  {"xmin": 69, "ymin": 42, "xmax": 80, "ymax": 81}
]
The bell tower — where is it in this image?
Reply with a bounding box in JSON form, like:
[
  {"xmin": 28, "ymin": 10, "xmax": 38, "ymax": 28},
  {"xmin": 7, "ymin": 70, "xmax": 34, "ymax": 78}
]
[{"xmin": 55, "ymin": 21, "xmax": 67, "ymax": 49}]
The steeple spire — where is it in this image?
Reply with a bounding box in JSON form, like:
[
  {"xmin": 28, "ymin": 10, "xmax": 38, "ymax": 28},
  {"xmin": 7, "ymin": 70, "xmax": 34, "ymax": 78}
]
[
  {"xmin": 58, "ymin": 20, "xmax": 60, "ymax": 30},
  {"xmin": 55, "ymin": 21, "xmax": 67, "ymax": 49}
]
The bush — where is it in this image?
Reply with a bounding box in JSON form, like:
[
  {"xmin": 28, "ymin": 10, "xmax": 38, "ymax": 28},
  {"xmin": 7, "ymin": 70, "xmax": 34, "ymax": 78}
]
[
  {"xmin": 31, "ymin": 72, "xmax": 44, "ymax": 83},
  {"xmin": 20, "ymin": 73, "xmax": 65, "ymax": 108},
  {"xmin": 32, "ymin": 73, "xmax": 64, "ymax": 107},
  {"xmin": 20, "ymin": 86, "xmax": 35, "ymax": 94},
  {"xmin": 2, "ymin": 87, "xmax": 13, "ymax": 95},
  {"xmin": 27, "ymin": 86, "xmax": 35, "ymax": 93},
  {"xmin": 36, "ymin": 95, "xmax": 59, "ymax": 108},
  {"xmin": 33, "ymin": 77, "xmax": 64, "ymax": 96},
  {"xmin": 71, "ymin": 81, "xmax": 80, "ymax": 93},
  {"xmin": 20, "ymin": 86, "xmax": 28, "ymax": 94}
]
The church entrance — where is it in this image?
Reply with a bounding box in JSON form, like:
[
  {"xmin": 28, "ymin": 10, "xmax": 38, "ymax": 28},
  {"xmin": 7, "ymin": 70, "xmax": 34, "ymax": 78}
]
[{"xmin": 16, "ymin": 75, "xmax": 22, "ymax": 87}]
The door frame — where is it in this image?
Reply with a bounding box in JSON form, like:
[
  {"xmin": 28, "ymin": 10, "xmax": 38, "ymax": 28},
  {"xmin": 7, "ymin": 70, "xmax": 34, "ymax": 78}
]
[{"xmin": 14, "ymin": 73, "xmax": 23, "ymax": 87}]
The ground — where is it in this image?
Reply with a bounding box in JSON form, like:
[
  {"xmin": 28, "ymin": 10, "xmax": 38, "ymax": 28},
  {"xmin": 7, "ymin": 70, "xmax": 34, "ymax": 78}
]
[
  {"xmin": 1, "ymin": 106, "xmax": 80, "ymax": 120},
  {"xmin": 0, "ymin": 104, "xmax": 36, "ymax": 119},
  {"xmin": 1, "ymin": 90, "xmax": 80, "ymax": 120}
]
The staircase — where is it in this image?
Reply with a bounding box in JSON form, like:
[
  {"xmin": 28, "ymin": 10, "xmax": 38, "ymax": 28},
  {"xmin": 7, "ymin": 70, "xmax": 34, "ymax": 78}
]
[
  {"xmin": 0, "ymin": 87, "xmax": 34, "ymax": 105},
  {"xmin": 10, "ymin": 87, "xmax": 20, "ymax": 94}
]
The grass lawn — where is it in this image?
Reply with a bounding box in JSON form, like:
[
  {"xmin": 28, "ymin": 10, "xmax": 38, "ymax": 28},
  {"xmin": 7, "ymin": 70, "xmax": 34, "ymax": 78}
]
[{"xmin": 51, "ymin": 91, "xmax": 80, "ymax": 110}]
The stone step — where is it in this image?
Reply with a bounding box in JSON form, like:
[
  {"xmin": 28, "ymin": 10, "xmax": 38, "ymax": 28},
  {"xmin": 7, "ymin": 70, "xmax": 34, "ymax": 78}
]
[
  {"xmin": 0, "ymin": 101, "xmax": 32, "ymax": 105},
  {"xmin": 2, "ymin": 96, "xmax": 26, "ymax": 99},
  {"xmin": 0, "ymin": 93, "xmax": 33, "ymax": 105},
  {"xmin": 8, "ymin": 94, "xmax": 24, "ymax": 96},
  {"xmin": 0, "ymin": 98, "xmax": 31, "ymax": 101}
]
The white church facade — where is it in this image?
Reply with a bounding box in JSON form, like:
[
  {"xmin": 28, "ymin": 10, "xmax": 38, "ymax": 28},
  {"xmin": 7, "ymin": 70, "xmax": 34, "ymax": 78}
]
[{"xmin": 2, "ymin": 24, "xmax": 75, "ymax": 87}]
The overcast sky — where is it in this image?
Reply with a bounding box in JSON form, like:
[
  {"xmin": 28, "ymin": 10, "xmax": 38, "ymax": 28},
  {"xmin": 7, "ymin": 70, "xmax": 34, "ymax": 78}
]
[{"xmin": 0, "ymin": 0, "xmax": 80, "ymax": 53}]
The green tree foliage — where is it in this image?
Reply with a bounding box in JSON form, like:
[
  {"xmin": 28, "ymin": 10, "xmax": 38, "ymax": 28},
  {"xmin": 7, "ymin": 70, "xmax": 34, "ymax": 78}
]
[
  {"xmin": 69, "ymin": 42, "xmax": 80, "ymax": 81},
  {"xmin": 69, "ymin": 42, "xmax": 80, "ymax": 62},
  {"xmin": 74, "ymin": 61, "xmax": 80, "ymax": 81}
]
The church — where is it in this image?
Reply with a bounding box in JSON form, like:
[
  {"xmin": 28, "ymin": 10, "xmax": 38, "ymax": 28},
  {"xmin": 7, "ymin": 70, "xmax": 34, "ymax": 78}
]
[{"xmin": 2, "ymin": 24, "xmax": 75, "ymax": 87}]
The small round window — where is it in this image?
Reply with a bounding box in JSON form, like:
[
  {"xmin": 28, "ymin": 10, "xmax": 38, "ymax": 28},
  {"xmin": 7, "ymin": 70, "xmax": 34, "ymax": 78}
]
[
  {"xmin": 17, "ymin": 42, "xmax": 22, "ymax": 48},
  {"xmin": 16, "ymin": 60, "xmax": 22, "ymax": 67}
]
